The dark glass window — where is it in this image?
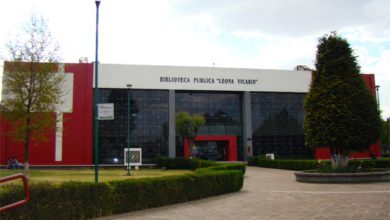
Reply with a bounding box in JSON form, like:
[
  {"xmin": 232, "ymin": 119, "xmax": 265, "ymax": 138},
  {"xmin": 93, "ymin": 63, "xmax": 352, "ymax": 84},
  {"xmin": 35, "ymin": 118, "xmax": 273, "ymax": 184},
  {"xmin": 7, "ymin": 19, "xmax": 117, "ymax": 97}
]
[
  {"xmin": 175, "ymin": 91, "xmax": 243, "ymax": 160},
  {"xmin": 251, "ymin": 92, "xmax": 312, "ymax": 158},
  {"xmin": 98, "ymin": 89, "xmax": 168, "ymax": 164}
]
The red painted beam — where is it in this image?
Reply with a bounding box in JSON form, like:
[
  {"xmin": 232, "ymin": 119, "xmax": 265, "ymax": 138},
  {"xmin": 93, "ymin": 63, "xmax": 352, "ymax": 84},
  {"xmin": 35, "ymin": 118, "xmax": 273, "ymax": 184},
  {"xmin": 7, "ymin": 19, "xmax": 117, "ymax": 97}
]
[
  {"xmin": 183, "ymin": 135, "xmax": 237, "ymax": 161},
  {"xmin": 0, "ymin": 173, "xmax": 30, "ymax": 212}
]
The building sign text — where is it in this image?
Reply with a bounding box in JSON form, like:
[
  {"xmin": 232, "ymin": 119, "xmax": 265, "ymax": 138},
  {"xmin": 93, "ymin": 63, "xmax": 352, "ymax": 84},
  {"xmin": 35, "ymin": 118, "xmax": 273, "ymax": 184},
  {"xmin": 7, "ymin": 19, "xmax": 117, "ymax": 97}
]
[{"xmin": 160, "ymin": 76, "xmax": 258, "ymax": 85}]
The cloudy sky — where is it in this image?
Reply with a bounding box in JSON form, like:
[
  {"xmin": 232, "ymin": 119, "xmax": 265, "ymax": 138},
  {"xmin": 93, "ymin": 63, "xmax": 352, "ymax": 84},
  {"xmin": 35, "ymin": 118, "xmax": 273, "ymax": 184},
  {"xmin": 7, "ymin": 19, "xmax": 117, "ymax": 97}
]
[{"xmin": 1, "ymin": 0, "xmax": 389, "ymax": 118}]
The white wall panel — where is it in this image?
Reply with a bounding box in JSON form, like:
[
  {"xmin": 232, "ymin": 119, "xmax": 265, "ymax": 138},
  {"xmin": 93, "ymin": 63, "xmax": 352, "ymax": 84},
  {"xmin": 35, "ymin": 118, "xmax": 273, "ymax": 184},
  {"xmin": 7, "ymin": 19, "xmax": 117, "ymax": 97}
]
[{"xmin": 95, "ymin": 64, "xmax": 311, "ymax": 93}]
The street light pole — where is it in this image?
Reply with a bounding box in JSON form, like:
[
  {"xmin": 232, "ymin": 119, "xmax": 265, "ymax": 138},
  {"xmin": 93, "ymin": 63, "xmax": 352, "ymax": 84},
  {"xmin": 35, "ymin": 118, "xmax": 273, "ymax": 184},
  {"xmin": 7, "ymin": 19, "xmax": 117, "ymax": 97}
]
[
  {"xmin": 375, "ymin": 85, "xmax": 380, "ymax": 109},
  {"xmin": 94, "ymin": 0, "xmax": 101, "ymax": 183},
  {"xmin": 127, "ymin": 84, "xmax": 133, "ymax": 176}
]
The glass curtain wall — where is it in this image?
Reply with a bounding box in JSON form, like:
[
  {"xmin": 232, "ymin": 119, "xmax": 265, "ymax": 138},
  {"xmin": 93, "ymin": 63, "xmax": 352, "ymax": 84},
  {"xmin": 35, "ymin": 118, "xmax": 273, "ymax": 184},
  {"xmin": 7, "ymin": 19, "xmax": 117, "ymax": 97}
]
[
  {"xmin": 98, "ymin": 89, "xmax": 169, "ymax": 164},
  {"xmin": 175, "ymin": 91, "xmax": 243, "ymax": 160},
  {"xmin": 251, "ymin": 92, "xmax": 312, "ymax": 158}
]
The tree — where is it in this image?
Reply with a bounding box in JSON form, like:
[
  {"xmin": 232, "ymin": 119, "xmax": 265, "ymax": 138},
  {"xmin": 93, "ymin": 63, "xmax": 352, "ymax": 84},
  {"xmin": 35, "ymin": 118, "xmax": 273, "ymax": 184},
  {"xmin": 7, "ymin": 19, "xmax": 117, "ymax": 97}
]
[
  {"xmin": 175, "ymin": 112, "xmax": 206, "ymax": 157},
  {"xmin": 1, "ymin": 15, "xmax": 63, "ymax": 176},
  {"xmin": 304, "ymin": 32, "xmax": 381, "ymax": 167},
  {"xmin": 381, "ymin": 117, "xmax": 390, "ymax": 156}
]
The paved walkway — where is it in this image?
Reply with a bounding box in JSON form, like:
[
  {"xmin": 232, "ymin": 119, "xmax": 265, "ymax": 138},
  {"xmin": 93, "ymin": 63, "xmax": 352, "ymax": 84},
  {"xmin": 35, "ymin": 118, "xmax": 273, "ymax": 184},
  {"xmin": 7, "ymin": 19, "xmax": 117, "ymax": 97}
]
[{"xmin": 95, "ymin": 167, "xmax": 390, "ymax": 220}]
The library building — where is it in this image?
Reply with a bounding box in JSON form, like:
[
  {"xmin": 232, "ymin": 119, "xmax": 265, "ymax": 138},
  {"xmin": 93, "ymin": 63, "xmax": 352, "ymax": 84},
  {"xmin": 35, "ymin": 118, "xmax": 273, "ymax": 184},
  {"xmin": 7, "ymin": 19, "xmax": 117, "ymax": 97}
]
[{"xmin": 0, "ymin": 63, "xmax": 380, "ymax": 165}]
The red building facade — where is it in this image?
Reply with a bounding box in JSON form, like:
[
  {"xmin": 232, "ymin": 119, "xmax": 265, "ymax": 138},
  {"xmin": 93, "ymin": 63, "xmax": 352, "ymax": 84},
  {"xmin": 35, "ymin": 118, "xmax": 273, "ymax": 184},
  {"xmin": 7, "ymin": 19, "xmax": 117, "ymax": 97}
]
[
  {"xmin": 0, "ymin": 63, "xmax": 381, "ymax": 165},
  {"xmin": 0, "ymin": 63, "xmax": 94, "ymax": 165}
]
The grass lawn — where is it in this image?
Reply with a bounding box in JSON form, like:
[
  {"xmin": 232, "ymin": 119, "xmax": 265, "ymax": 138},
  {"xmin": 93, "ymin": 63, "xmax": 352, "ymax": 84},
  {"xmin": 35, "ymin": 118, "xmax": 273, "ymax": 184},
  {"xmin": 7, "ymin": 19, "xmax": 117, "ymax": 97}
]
[{"xmin": 0, "ymin": 168, "xmax": 193, "ymax": 185}]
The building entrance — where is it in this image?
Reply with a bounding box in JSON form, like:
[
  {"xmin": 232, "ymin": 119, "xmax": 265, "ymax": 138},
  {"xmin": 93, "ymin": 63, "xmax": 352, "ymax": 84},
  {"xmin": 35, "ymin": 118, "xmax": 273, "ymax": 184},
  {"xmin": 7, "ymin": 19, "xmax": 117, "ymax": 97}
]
[
  {"xmin": 183, "ymin": 135, "xmax": 237, "ymax": 161},
  {"xmin": 195, "ymin": 141, "xmax": 227, "ymax": 161}
]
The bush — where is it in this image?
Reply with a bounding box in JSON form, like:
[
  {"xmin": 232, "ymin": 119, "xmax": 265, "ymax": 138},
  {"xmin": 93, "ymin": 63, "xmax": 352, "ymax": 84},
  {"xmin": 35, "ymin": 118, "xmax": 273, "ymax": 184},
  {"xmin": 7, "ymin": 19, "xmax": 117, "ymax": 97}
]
[
  {"xmin": 0, "ymin": 181, "xmax": 115, "ymax": 220},
  {"xmin": 195, "ymin": 163, "xmax": 246, "ymax": 175},
  {"xmin": 156, "ymin": 157, "xmax": 216, "ymax": 170},
  {"xmin": 155, "ymin": 157, "xmax": 246, "ymax": 172},
  {"xmin": 249, "ymin": 156, "xmax": 325, "ymax": 170},
  {"xmin": 348, "ymin": 158, "xmax": 390, "ymax": 169},
  {"xmin": 156, "ymin": 157, "xmax": 246, "ymax": 174},
  {"xmin": 1, "ymin": 167, "xmax": 244, "ymax": 219},
  {"xmin": 248, "ymin": 156, "xmax": 390, "ymax": 171}
]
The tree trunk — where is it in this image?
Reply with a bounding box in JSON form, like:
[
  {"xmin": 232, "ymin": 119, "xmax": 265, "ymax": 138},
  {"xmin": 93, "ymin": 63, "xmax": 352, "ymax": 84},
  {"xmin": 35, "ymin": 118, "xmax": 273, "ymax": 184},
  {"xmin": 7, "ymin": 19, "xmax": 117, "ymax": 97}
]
[
  {"xmin": 24, "ymin": 115, "xmax": 31, "ymax": 179},
  {"xmin": 331, "ymin": 154, "xmax": 349, "ymax": 168}
]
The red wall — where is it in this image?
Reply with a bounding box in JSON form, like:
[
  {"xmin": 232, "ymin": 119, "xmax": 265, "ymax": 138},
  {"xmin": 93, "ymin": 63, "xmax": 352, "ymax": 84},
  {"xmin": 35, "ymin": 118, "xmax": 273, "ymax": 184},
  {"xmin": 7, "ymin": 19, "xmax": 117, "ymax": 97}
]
[
  {"xmin": 62, "ymin": 63, "xmax": 93, "ymax": 165},
  {"xmin": 314, "ymin": 74, "xmax": 381, "ymax": 159},
  {"xmin": 0, "ymin": 63, "xmax": 93, "ymax": 165},
  {"xmin": 183, "ymin": 135, "xmax": 238, "ymax": 161}
]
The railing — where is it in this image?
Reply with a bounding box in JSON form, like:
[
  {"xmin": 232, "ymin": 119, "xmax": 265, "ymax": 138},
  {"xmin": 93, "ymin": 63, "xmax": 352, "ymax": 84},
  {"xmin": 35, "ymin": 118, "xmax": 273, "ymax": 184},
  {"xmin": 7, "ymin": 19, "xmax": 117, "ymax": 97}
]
[{"xmin": 0, "ymin": 173, "xmax": 30, "ymax": 212}]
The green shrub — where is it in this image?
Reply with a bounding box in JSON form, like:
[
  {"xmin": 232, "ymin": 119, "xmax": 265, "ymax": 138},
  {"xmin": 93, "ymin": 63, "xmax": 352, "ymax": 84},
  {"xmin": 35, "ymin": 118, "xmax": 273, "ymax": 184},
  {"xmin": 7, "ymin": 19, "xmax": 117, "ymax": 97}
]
[
  {"xmin": 156, "ymin": 157, "xmax": 245, "ymax": 173},
  {"xmin": 157, "ymin": 157, "xmax": 246, "ymax": 174},
  {"xmin": 247, "ymin": 156, "xmax": 257, "ymax": 166},
  {"xmin": 156, "ymin": 157, "xmax": 216, "ymax": 170},
  {"xmin": 0, "ymin": 181, "xmax": 114, "ymax": 220},
  {"xmin": 195, "ymin": 163, "xmax": 246, "ymax": 175},
  {"xmin": 249, "ymin": 156, "xmax": 325, "ymax": 170},
  {"xmin": 1, "ymin": 167, "xmax": 244, "ymax": 220},
  {"xmin": 248, "ymin": 156, "xmax": 390, "ymax": 171},
  {"xmin": 348, "ymin": 158, "xmax": 390, "ymax": 169}
]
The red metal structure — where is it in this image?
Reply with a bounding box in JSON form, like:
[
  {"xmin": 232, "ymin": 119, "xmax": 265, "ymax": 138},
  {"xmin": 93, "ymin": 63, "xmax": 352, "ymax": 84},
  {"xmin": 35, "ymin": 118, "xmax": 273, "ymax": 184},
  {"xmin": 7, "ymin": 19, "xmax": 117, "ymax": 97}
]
[
  {"xmin": 183, "ymin": 135, "xmax": 238, "ymax": 161},
  {"xmin": 0, "ymin": 174, "xmax": 30, "ymax": 212}
]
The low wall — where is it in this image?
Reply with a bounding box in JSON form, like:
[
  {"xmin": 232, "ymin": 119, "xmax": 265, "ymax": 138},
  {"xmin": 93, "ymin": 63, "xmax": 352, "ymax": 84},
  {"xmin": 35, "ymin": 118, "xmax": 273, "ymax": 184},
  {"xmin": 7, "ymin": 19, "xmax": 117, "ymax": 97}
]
[{"xmin": 295, "ymin": 170, "xmax": 390, "ymax": 183}]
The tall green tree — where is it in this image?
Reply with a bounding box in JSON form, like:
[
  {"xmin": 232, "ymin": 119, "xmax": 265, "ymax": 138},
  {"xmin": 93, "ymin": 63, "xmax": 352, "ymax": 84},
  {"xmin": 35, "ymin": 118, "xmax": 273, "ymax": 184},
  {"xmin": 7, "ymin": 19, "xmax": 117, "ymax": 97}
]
[
  {"xmin": 175, "ymin": 111, "xmax": 206, "ymax": 157},
  {"xmin": 1, "ymin": 15, "xmax": 63, "ymax": 176},
  {"xmin": 381, "ymin": 117, "xmax": 390, "ymax": 155},
  {"xmin": 304, "ymin": 32, "xmax": 381, "ymax": 166}
]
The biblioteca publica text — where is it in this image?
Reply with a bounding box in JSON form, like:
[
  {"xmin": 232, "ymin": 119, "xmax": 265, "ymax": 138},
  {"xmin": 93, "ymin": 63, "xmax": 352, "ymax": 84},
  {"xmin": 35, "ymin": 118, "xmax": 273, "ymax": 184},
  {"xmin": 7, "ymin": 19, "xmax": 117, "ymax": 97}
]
[{"xmin": 160, "ymin": 76, "xmax": 258, "ymax": 85}]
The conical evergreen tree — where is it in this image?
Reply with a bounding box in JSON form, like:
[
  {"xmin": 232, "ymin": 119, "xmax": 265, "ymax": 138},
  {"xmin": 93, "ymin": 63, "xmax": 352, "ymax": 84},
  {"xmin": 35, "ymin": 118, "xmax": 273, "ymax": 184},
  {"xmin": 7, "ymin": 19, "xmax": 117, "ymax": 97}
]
[{"xmin": 304, "ymin": 33, "xmax": 381, "ymax": 156}]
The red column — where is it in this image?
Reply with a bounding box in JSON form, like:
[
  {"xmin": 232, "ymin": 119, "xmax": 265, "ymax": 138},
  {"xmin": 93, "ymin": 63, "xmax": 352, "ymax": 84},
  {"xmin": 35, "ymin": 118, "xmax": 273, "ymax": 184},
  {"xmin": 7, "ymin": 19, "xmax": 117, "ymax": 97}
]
[{"xmin": 183, "ymin": 138, "xmax": 190, "ymax": 158}]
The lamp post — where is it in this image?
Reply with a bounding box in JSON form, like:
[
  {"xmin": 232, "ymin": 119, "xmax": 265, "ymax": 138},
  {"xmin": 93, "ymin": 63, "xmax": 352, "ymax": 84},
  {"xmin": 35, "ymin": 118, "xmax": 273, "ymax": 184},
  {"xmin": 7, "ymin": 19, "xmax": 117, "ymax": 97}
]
[
  {"xmin": 126, "ymin": 84, "xmax": 132, "ymax": 176},
  {"xmin": 94, "ymin": 0, "xmax": 101, "ymax": 183},
  {"xmin": 375, "ymin": 85, "xmax": 380, "ymax": 109}
]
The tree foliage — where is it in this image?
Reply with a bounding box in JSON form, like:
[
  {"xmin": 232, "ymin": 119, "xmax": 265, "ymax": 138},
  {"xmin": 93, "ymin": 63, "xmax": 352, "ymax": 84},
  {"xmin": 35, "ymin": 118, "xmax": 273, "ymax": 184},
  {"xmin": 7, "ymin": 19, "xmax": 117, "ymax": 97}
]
[
  {"xmin": 175, "ymin": 111, "xmax": 206, "ymax": 156},
  {"xmin": 381, "ymin": 117, "xmax": 390, "ymax": 155},
  {"xmin": 304, "ymin": 32, "xmax": 381, "ymax": 155},
  {"xmin": 0, "ymin": 14, "xmax": 63, "ymax": 165}
]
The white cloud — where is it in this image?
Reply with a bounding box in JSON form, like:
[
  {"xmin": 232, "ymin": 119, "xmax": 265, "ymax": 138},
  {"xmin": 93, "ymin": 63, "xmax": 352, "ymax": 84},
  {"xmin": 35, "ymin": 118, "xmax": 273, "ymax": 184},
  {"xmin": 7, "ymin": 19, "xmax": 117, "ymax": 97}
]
[
  {"xmin": 343, "ymin": 27, "xmax": 390, "ymax": 45},
  {"xmin": 1, "ymin": 0, "xmax": 389, "ymax": 119},
  {"xmin": 365, "ymin": 50, "xmax": 390, "ymax": 119},
  {"xmin": 172, "ymin": 0, "xmax": 390, "ymax": 36}
]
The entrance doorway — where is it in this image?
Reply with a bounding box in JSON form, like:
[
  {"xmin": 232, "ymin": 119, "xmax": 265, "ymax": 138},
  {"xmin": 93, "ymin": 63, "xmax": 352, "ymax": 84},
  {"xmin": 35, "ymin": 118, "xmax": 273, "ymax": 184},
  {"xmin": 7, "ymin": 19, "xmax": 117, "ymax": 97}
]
[
  {"xmin": 183, "ymin": 135, "xmax": 237, "ymax": 161},
  {"xmin": 194, "ymin": 141, "xmax": 227, "ymax": 161}
]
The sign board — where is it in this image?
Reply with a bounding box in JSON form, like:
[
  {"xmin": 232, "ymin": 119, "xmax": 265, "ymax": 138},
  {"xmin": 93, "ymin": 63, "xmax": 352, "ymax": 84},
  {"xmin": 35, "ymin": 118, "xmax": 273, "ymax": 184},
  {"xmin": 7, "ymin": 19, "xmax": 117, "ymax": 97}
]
[
  {"xmin": 266, "ymin": 153, "xmax": 275, "ymax": 160},
  {"xmin": 124, "ymin": 148, "xmax": 142, "ymax": 166},
  {"xmin": 98, "ymin": 64, "xmax": 312, "ymax": 93},
  {"xmin": 98, "ymin": 103, "xmax": 114, "ymax": 120}
]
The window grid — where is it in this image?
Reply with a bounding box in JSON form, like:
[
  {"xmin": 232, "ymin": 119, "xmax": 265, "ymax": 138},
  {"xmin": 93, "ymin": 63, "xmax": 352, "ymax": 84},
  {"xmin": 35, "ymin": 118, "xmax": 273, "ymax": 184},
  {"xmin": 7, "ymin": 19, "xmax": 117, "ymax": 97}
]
[
  {"xmin": 98, "ymin": 89, "xmax": 169, "ymax": 164},
  {"xmin": 251, "ymin": 92, "xmax": 312, "ymax": 158}
]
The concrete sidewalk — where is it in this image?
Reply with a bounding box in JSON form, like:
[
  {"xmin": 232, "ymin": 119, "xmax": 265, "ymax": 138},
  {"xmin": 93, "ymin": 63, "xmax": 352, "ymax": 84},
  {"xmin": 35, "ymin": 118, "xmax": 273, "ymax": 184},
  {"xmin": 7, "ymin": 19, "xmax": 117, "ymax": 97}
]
[{"xmin": 95, "ymin": 167, "xmax": 390, "ymax": 220}]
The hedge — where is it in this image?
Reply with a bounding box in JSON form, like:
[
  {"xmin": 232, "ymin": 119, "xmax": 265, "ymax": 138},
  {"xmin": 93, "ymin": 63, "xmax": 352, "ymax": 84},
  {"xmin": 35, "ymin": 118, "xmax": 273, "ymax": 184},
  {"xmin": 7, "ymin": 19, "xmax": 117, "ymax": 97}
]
[
  {"xmin": 156, "ymin": 157, "xmax": 246, "ymax": 174},
  {"xmin": 348, "ymin": 158, "xmax": 390, "ymax": 169},
  {"xmin": 248, "ymin": 156, "xmax": 390, "ymax": 171},
  {"xmin": 1, "ymin": 166, "xmax": 244, "ymax": 219},
  {"xmin": 156, "ymin": 157, "xmax": 217, "ymax": 170}
]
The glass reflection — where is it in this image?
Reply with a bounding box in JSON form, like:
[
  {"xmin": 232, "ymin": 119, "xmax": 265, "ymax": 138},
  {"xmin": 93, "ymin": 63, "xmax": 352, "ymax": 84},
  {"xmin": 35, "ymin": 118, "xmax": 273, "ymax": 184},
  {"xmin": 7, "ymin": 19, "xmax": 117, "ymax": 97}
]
[
  {"xmin": 98, "ymin": 89, "xmax": 169, "ymax": 164},
  {"xmin": 175, "ymin": 91, "xmax": 243, "ymax": 160},
  {"xmin": 251, "ymin": 93, "xmax": 312, "ymax": 158}
]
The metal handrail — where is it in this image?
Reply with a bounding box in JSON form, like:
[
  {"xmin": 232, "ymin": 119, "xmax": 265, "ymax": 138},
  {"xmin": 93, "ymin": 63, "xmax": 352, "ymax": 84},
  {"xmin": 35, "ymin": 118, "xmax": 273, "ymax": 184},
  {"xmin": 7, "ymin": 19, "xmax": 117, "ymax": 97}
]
[{"xmin": 0, "ymin": 173, "xmax": 30, "ymax": 212}]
